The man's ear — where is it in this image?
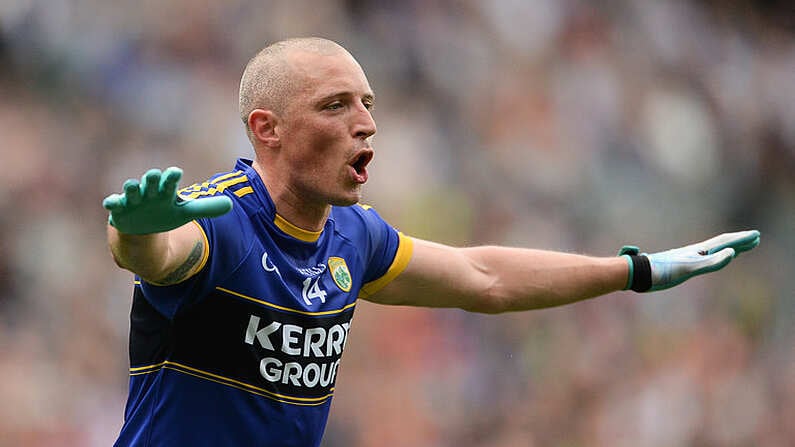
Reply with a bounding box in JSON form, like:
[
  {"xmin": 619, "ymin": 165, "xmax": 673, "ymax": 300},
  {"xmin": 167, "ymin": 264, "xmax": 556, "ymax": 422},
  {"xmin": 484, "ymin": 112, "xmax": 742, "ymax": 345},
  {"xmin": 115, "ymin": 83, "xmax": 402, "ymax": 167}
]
[{"xmin": 248, "ymin": 109, "xmax": 280, "ymax": 148}]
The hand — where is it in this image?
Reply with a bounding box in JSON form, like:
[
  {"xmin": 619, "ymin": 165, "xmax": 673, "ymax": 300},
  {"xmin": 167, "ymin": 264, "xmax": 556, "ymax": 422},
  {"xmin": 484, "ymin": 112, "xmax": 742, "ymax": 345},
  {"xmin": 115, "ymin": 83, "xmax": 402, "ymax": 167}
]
[
  {"xmin": 103, "ymin": 167, "xmax": 233, "ymax": 235},
  {"xmin": 620, "ymin": 230, "xmax": 760, "ymax": 292}
]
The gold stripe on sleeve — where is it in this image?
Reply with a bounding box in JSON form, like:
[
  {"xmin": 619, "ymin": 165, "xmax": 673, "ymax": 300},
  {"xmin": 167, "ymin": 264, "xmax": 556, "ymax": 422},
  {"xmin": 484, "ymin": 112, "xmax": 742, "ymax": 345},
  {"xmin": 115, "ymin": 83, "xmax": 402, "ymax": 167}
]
[
  {"xmin": 181, "ymin": 174, "xmax": 249, "ymax": 199},
  {"xmin": 186, "ymin": 220, "xmax": 210, "ymax": 280},
  {"xmin": 358, "ymin": 232, "xmax": 414, "ymax": 298},
  {"xmin": 234, "ymin": 186, "xmax": 254, "ymax": 197},
  {"xmin": 212, "ymin": 170, "xmax": 245, "ymax": 183}
]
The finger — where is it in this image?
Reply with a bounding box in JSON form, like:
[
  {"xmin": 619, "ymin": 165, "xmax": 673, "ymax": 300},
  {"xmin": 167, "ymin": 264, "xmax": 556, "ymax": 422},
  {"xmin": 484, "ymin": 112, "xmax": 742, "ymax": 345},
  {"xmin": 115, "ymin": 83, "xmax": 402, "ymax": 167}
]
[
  {"xmin": 182, "ymin": 196, "xmax": 233, "ymax": 219},
  {"xmin": 160, "ymin": 166, "xmax": 183, "ymax": 197},
  {"xmin": 102, "ymin": 193, "xmax": 125, "ymax": 211},
  {"xmin": 142, "ymin": 169, "xmax": 162, "ymax": 199},
  {"xmin": 701, "ymin": 230, "xmax": 760, "ymax": 255},
  {"xmin": 732, "ymin": 233, "xmax": 760, "ymax": 256},
  {"xmin": 123, "ymin": 179, "xmax": 143, "ymax": 206}
]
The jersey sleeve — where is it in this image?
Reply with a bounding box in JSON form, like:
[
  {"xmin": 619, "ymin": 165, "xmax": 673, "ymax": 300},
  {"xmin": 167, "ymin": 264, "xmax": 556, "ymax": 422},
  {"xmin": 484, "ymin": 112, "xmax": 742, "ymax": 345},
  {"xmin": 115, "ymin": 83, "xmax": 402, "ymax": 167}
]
[
  {"xmin": 136, "ymin": 192, "xmax": 252, "ymax": 320},
  {"xmin": 355, "ymin": 206, "xmax": 414, "ymax": 299}
]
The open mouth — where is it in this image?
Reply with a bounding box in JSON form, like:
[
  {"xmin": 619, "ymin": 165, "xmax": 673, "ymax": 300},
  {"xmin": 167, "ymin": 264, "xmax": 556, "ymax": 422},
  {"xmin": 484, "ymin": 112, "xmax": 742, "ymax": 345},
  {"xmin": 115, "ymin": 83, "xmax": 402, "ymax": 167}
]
[{"xmin": 349, "ymin": 150, "xmax": 374, "ymax": 183}]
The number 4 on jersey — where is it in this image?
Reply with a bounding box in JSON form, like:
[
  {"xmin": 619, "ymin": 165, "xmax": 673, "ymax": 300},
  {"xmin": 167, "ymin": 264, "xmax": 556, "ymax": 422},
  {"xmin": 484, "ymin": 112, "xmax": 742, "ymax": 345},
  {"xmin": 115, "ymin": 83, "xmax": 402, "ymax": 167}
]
[{"xmin": 302, "ymin": 277, "xmax": 327, "ymax": 306}]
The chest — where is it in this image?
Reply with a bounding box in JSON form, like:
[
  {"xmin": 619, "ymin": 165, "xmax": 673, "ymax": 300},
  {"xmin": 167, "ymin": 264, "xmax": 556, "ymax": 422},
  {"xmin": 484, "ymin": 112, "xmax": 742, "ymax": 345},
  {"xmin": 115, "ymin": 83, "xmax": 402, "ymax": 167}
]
[{"xmin": 222, "ymin": 227, "xmax": 362, "ymax": 314}]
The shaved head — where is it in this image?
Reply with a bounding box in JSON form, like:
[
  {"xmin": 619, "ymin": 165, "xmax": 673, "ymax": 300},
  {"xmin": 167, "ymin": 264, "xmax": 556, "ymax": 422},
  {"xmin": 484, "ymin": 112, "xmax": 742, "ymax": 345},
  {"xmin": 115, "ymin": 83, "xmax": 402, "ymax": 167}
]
[{"xmin": 239, "ymin": 37, "xmax": 351, "ymax": 138}]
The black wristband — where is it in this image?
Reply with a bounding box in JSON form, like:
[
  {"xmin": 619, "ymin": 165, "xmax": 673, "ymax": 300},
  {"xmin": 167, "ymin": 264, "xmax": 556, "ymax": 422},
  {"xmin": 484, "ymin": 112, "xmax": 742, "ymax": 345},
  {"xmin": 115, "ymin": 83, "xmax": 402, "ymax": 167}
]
[{"xmin": 629, "ymin": 255, "xmax": 652, "ymax": 292}]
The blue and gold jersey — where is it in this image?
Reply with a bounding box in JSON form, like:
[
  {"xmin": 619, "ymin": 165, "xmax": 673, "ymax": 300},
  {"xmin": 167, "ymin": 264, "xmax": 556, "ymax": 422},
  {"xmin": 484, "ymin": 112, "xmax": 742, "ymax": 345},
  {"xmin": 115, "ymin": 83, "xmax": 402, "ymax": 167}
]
[{"xmin": 115, "ymin": 159, "xmax": 413, "ymax": 447}]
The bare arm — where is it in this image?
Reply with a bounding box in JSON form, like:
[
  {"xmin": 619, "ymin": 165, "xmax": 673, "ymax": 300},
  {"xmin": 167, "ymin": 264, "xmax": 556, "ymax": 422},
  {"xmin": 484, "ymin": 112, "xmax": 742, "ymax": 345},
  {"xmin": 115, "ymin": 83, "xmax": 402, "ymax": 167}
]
[
  {"xmin": 368, "ymin": 230, "xmax": 759, "ymax": 313},
  {"xmin": 367, "ymin": 238, "xmax": 628, "ymax": 314},
  {"xmin": 107, "ymin": 221, "xmax": 207, "ymax": 285}
]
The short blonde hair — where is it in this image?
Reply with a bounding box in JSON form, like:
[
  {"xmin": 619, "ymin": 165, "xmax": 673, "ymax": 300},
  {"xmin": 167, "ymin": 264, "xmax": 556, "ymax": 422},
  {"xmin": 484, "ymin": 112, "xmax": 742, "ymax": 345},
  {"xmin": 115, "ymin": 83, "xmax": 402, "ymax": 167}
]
[{"xmin": 238, "ymin": 37, "xmax": 348, "ymax": 136}]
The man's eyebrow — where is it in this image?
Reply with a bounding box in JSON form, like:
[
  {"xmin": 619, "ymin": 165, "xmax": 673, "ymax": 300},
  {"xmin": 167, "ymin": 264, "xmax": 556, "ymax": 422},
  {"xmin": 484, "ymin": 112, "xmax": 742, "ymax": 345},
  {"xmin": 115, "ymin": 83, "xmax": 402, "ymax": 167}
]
[{"xmin": 316, "ymin": 91, "xmax": 375, "ymax": 103}]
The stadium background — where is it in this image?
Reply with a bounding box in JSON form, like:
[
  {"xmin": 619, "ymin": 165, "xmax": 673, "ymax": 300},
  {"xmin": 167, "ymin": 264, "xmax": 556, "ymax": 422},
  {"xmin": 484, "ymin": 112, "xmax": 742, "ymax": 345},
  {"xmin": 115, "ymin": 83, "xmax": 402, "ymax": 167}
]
[{"xmin": 1, "ymin": 1, "xmax": 793, "ymax": 445}]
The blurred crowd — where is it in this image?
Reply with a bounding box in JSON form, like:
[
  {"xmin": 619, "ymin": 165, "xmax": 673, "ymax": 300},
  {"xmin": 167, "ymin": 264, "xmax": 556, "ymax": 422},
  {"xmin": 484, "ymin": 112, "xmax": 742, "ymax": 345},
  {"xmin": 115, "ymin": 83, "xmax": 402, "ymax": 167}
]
[{"xmin": 1, "ymin": 0, "xmax": 793, "ymax": 446}]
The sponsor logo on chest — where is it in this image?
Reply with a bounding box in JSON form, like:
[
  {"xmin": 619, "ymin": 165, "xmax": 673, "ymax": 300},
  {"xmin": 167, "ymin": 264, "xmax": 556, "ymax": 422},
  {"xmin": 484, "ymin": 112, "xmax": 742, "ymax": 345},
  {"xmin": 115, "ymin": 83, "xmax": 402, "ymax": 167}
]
[{"xmin": 243, "ymin": 313, "xmax": 352, "ymax": 391}]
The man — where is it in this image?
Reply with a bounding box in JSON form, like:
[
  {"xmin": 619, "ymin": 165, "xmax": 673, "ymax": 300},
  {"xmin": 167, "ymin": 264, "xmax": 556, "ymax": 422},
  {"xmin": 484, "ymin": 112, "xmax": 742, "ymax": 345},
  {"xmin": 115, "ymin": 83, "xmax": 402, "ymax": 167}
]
[{"xmin": 103, "ymin": 37, "xmax": 759, "ymax": 446}]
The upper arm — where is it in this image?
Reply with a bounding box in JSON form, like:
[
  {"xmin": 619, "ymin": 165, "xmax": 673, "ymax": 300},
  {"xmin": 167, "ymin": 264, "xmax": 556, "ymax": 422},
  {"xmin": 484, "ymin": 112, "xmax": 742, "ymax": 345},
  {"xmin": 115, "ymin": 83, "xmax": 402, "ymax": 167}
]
[
  {"xmin": 363, "ymin": 237, "xmax": 496, "ymax": 312},
  {"xmin": 154, "ymin": 221, "xmax": 209, "ymax": 285}
]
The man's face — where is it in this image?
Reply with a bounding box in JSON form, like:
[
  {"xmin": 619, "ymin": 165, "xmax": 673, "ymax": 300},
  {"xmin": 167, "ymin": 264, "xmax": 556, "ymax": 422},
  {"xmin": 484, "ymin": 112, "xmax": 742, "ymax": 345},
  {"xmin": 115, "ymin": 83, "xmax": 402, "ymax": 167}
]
[{"xmin": 276, "ymin": 49, "xmax": 377, "ymax": 208}]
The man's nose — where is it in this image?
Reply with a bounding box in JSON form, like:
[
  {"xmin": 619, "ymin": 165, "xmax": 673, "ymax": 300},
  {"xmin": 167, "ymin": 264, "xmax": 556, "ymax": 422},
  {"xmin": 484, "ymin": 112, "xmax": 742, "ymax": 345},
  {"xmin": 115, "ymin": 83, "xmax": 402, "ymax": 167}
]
[{"xmin": 353, "ymin": 105, "xmax": 376, "ymax": 140}]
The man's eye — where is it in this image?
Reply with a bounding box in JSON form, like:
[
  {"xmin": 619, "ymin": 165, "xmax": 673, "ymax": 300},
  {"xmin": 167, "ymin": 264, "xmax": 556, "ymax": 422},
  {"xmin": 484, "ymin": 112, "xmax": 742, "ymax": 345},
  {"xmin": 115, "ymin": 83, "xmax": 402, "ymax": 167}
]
[
  {"xmin": 363, "ymin": 101, "xmax": 374, "ymax": 110},
  {"xmin": 325, "ymin": 102, "xmax": 343, "ymax": 110}
]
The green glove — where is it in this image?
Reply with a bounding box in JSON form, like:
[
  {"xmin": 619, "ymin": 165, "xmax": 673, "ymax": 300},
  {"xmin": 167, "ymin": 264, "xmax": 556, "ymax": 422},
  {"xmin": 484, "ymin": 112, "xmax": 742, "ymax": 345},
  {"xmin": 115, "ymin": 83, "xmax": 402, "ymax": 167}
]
[
  {"xmin": 103, "ymin": 167, "xmax": 233, "ymax": 235},
  {"xmin": 620, "ymin": 230, "xmax": 760, "ymax": 292}
]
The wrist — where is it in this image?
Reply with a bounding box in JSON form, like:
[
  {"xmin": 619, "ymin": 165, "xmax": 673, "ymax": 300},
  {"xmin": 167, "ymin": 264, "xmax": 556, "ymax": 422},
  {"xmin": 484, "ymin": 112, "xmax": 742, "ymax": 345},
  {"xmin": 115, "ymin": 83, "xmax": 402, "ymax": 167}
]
[{"xmin": 622, "ymin": 254, "xmax": 652, "ymax": 292}]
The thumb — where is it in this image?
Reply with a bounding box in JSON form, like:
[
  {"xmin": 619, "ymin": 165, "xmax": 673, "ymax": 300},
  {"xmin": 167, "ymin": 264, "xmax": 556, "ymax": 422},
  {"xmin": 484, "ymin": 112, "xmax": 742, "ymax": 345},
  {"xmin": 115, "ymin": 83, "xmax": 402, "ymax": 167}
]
[
  {"xmin": 181, "ymin": 196, "xmax": 234, "ymax": 219},
  {"xmin": 102, "ymin": 193, "xmax": 125, "ymax": 211},
  {"xmin": 695, "ymin": 247, "xmax": 735, "ymax": 275}
]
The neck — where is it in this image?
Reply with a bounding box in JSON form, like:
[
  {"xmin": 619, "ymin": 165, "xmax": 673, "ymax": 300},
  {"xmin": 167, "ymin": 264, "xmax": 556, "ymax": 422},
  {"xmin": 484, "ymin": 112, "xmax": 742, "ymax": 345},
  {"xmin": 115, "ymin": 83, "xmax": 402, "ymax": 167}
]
[{"xmin": 251, "ymin": 159, "xmax": 330, "ymax": 233}]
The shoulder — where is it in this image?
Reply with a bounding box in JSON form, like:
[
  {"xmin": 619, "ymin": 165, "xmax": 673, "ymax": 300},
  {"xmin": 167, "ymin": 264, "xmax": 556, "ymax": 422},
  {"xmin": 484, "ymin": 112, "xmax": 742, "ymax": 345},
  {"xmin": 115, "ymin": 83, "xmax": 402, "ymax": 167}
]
[
  {"xmin": 178, "ymin": 169, "xmax": 252, "ymax": 203},
  {"xmin": 329, "ymin": 203, "xmax": 391, "ymax": 242},
  {"xmin": 331, "ymin": 203, "xmax": 386, "ymax": 228},
  {"xmin": 180, "ymin": 168, "xmax": 262, "ymax": 217},
  {"xmin": 330, "ymin": 203, "xmax": 413, "ymax": 281},
  {"xmin": 177, "ymin": 169, "xmax": 258, "ymax": 256}
]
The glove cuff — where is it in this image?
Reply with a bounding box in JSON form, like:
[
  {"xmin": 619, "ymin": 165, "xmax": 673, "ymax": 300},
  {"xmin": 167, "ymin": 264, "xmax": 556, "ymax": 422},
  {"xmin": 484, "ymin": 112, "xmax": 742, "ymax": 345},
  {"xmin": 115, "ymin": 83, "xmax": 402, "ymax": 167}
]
[
  {"xmin": 623, "ymin": 254, "xmax": 652, "ymax": 292},
  {"xmin": 621, "ymin": 255, "xmax": 634, "ymax": 290}
]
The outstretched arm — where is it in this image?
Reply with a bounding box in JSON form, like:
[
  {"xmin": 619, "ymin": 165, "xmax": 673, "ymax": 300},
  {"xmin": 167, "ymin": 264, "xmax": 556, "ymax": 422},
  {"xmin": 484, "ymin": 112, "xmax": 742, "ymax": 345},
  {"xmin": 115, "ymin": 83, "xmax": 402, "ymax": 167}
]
[
  {"xmin": 103, "ymin": 167, "xmax": 232, "ymax": 285},
  {"xmin": 106, "ymin": 222, "xmax": 205, "ymax": 286},
  {"xmin": 368, "ymin": 231, "xmax": 760, "ymax": 313}
]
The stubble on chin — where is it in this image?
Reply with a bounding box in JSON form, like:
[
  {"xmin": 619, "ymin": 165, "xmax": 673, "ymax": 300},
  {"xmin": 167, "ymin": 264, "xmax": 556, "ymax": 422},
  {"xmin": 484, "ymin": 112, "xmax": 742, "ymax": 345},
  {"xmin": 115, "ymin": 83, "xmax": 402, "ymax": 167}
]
[{"xmin": 328, "ymin": 184, "xmax": 362, "ymax": 207}]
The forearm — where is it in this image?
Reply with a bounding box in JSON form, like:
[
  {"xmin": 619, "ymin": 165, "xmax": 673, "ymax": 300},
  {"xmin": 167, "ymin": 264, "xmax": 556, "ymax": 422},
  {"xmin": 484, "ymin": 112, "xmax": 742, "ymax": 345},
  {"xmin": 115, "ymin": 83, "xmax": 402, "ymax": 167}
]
[
  {"xmin": 369, "ymin": 231, "xmax": 758, "ymax": 312},
  {"xmin": 107, "ymin": 225, "xmax": 170, "ymax": 280},
  {"xmin": 106, "ymin": 222, "xmax": 205, "ymax": 285},
  {"xmin": 463, "ymin": 246, "xmax": 628, "ymax": 312}
]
